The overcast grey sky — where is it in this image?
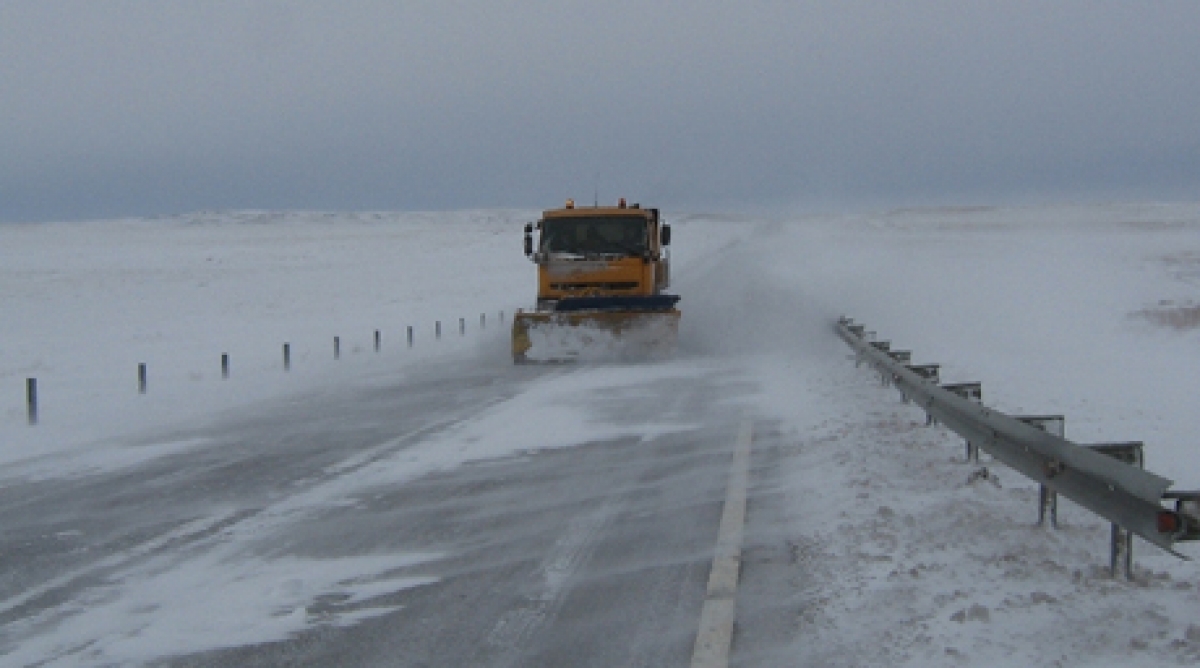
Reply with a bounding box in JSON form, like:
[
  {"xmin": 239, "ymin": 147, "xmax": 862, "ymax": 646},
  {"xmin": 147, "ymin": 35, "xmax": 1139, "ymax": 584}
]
[{"xmin": 2, "ymin": 1, "xmax": 1198, "ymax": 222}]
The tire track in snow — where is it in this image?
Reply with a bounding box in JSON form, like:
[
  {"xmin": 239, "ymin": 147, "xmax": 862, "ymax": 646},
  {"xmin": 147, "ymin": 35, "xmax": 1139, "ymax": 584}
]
[{"xmin": 484, "ymin": 499, "xmax": 618, "ymax": 667}]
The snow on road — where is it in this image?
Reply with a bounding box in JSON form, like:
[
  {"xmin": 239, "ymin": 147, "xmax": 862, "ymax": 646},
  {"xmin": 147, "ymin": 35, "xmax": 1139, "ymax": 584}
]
[{"xmin": 2, "ymin": 202, "xmax": 1200, "ymax": 665}]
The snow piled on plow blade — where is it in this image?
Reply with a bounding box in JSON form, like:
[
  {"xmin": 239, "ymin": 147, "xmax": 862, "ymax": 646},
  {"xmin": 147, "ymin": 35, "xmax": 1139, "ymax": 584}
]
[{"xmin": 512, "ymin": 310, "xmax": 680, "ymax": 363}]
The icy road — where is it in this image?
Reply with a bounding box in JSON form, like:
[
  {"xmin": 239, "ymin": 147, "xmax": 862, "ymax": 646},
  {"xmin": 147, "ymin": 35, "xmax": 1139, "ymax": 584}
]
[{"xmin": 1, "ymin": 347, "xmax": 789, "ymax": 666}]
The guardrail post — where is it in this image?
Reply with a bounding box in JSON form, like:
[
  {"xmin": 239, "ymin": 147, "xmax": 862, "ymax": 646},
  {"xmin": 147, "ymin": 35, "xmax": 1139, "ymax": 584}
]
[
  {"xmin": 1037, "ymin": 487, "xmax": 1057, "ymax": 529},
  {"xmin": 846, "ymin": 324, "xmax": 865, "ymax": 368},
  {"xmin": 334, "ymin": 336, "xmax": 341, "ymax": 360},
  {"xmin": 436, "ymin": 321, "xmax": 441, "ymax": 340},
  {"xmin": 906, "ymin": 364, "xmax": 941, "ymax": 421},
  {"xmin": 869, "ymin": 342, "xmax": 891, "ymax": 385},
  {"xmin": 1086, "ymin": 442, "xmax": 1144, "ymax": 579},
  {"xmin": 407, "ymin": 326, "xmax": 414, "ymax": 348},
  {"xmin": 907, "ymin": 364, "xmax": 940, "ymax": 384},
  {"xmin": 27, "ymin": 378, "xmax": 38, "ymax": 426},
  {"xmin": 222, "ymin": 354, "xmax": 230, "ymax": 379},
  {"xmin": 375, "ymin": 329, "xmax": 381, "ymax": 352},
  {"xmin": 460, "ymin": 317, "xmax": 465, "ymax": 336},
  {"xmin": 138, "ymin": 363, "xmax": 148, "ymax": 394},
  {"xmin": 1111, "ymin": 524, "xmax": 1133, "ymax": 581},
  {"xmin": 849, "ymin": 323, "xmax": 868, "ymax": 369},
  {"xmin": 887, "ymin": 351, "xmax": 912, "ymax": 401},
  {"xmin": 481, "ymin": 313, "xmax": 486, "ymax": 329},
  {"xmin": 907, "ymin": 362, "xmax": 936, "ymax": 383},
  {"xmin": 1017, "ymin": 416, "xmax": 1066, "ymax": 529},
  {"xmin": 283, "ymin": 344, "xmax": 291, "ymax": 371},
  {"xmin": 943, "ymin": 383, "xmax": 983, "ymax": 459}
]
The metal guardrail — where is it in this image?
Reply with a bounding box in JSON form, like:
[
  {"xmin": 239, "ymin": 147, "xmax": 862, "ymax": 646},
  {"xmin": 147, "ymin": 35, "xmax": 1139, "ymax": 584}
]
[{"xmin": 836, "ymin": 317, "xmax": 1200, "ymax": 577}]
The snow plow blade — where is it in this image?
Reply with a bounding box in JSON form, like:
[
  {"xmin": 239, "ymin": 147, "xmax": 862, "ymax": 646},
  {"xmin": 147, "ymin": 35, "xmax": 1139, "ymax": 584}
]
[{"xmin": 512, "ymin": 308, "xmax": 681, "ymax": 363}]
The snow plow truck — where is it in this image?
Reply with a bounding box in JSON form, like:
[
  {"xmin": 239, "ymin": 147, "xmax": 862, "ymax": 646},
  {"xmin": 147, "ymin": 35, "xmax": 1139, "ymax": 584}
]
[{"xmin": 512, "ymin": 199, "xmax": 680, "ymax": 363}]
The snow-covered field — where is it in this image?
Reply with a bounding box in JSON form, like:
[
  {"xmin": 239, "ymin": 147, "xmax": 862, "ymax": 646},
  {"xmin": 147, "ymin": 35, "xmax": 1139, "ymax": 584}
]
[
  {"xmin": 0, "ymin": 209, "xmax": 537, "ymax": 469},
  {"xmin": 3, "ymin": 202, "xmax": 1200, "ymax": 665}
]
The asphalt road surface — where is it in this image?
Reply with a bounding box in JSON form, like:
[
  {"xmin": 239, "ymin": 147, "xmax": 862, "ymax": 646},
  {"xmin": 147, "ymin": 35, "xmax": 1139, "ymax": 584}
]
[{"xmin": 0, "ymin": 354, "xmax": 797, "ymax": 667}]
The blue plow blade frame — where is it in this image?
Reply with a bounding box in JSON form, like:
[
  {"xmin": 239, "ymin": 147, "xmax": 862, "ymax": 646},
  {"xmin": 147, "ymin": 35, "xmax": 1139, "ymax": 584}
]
[{"xmin": 553, "ymin": 294, "xmax": 681, "ymax": 312}]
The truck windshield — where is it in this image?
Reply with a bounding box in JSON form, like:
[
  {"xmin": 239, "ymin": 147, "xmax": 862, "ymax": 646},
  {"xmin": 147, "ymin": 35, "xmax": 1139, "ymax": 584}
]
[{"xmin": 539, "ymin": 216, "xmax": 647, "ymax": 256}]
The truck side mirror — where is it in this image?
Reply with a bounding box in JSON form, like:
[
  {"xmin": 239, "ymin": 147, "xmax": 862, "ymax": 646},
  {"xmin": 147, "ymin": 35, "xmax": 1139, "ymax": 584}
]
[
  {"xmin": 523, "ymin": 223, "xmax": 533, "ymax": 256},
  {"xmin": 661, "ymin": 224, "xmax": 671, "ymax": 246}
]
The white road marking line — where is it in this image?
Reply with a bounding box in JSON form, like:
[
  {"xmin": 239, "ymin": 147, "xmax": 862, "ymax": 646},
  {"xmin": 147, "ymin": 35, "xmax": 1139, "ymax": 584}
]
[{"xmin": 691, "ymin": 418, "xmax": 753, "ymax": 668}]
